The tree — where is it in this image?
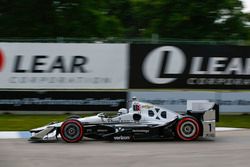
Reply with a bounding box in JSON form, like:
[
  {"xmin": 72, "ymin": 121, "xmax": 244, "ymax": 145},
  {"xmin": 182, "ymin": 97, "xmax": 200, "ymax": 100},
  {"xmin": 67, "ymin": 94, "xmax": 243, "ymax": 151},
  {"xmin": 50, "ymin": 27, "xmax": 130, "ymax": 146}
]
[
  {"xmin": 0, "ymin": 0, "xmax": 56, "ymax": 37},
  {"xmin": 0, "ymin": 0, "xmax": 249, "ymax": 40},
  {"xmin": 0, "ymin": 0, "xmax": 124, "ymax": 38},
  {"xmin": 130, "ymin": 0, "xmax": 250, "ymax": 40}
]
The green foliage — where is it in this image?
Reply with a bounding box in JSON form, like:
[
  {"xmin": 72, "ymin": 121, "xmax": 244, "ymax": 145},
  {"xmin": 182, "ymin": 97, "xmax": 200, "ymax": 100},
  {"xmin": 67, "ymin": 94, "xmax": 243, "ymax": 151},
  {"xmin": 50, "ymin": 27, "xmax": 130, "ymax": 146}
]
[
  {"xmin": 0, "ymin": 0, "xmax": 249, "ymax": 40},
  {"xmin": 131, "ymin": 0, "xmax": 249, "ymax": 40}
]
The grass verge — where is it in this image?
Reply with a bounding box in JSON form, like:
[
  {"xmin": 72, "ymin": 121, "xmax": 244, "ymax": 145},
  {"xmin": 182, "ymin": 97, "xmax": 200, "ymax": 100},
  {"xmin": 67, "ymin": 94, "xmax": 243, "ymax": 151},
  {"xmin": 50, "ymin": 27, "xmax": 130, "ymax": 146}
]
[
  {"xmin": 217, "ymin": 114, "xmax": 250, "ymax": 129},
  {"xmin": 0, "ymin": 114, "xmax": 249, "ymax": 131}
]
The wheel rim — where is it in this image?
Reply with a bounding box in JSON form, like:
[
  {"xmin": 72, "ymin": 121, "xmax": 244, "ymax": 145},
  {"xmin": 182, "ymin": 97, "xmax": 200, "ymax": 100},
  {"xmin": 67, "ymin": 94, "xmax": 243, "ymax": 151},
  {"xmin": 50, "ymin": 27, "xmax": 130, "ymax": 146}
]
[
  {"xmin": 176, "ymin": 117, "xmax": 200, "ymax": 141},
  {"xmin": 180, "ymin": 121, "xmax": 196, "ymax": 138},
  {"xmin": 60, "ymin": 120, "xmax": 83, "ymax": 143},
  {"xmin": 63, "ymin": 123, "xmax": 81, "ymax": 140}
]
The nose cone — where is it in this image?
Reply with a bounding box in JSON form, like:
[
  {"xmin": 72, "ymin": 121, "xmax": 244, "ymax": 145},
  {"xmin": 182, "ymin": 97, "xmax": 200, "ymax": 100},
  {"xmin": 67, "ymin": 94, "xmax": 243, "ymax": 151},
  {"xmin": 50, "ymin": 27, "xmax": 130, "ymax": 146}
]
[{"xmin": 30, "ymin": 125, "xmax": 48, "ymax": 132}]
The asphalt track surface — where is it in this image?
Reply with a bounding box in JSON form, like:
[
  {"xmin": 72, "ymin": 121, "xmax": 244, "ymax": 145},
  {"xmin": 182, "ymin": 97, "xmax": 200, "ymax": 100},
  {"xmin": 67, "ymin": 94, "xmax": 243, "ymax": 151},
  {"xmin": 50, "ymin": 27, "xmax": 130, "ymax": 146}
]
[{"xmin": 1, "ymin": 130, "xmax": 250, "ymax": 167}]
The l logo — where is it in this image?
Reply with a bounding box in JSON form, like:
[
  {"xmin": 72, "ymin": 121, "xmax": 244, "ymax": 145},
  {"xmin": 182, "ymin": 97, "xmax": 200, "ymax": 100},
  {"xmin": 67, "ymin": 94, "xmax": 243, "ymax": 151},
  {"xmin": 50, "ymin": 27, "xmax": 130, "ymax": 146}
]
[{"xmin": 142, "ymin": 46, "xmax": 186, "ymax": 84}]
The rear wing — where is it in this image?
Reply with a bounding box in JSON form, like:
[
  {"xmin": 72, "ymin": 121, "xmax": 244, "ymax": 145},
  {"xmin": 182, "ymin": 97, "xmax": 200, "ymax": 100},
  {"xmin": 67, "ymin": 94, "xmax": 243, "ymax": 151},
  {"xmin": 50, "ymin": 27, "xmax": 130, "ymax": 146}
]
[
  {"xmin": 187, "ymin": 100, "xmax": 219, "ymax": 138},
  {"xmin": 187, "ymin": 100, "xmax": 219, "ymax": 122}
]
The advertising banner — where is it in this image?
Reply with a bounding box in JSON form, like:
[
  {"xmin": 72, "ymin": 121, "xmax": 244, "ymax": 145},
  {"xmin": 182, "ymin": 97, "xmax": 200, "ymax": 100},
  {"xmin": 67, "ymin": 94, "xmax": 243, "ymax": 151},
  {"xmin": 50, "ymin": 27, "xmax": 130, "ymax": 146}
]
[
  {"xmin": 0, "ymin": 91, "xmax": 127, "ymax": 111},
  {"xmin": 129, "ymin": 91, "xmax": 250, "ymax": 113},
  {"xmin": 129, "ymin": 44, "xmax": 250, "ymax": 89},
  {"xmin": 0, "ymin": 43, "xmax": 128, "ymax": 89}
]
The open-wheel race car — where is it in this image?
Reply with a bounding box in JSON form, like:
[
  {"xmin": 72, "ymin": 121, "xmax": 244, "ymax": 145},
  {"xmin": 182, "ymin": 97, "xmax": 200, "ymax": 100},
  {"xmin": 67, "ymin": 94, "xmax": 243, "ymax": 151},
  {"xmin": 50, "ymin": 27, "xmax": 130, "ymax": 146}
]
[{"xmin": 29, "ymin": 98, "xmax": 219, "ymax": 143}]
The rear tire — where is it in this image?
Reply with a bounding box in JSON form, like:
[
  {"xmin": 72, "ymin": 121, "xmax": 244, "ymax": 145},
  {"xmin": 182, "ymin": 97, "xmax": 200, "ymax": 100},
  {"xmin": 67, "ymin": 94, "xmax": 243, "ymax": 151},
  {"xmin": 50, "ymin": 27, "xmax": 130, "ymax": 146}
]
[
  {"xmin": 176, "ymin": 117, "xmax": 200, "ymax": 141},
  {"xmin": 60, "ymin": 120, "xmax": 84, "ymax": 143}
]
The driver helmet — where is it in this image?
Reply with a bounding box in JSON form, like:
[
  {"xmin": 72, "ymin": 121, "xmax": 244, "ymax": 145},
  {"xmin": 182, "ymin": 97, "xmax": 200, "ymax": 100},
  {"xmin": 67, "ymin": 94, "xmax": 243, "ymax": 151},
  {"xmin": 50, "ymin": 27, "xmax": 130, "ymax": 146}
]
[
  {"xmin": 132, "ymin": 96, "xmax": 138, "ymax": 101},
  {"xmin": 118, "ymin": 108, "xmax": 128, "ymax": 115}
]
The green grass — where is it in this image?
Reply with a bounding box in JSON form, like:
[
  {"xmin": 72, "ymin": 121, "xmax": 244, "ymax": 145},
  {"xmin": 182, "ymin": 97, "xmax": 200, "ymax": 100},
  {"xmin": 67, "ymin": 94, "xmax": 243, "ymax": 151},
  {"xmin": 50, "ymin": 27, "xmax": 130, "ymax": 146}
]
[
  {"xmin": 0, "ymin": 114, "xmax": 249, "ymax": 131},
  {"xmin": 217, "ymin": 115, "xmax": 250, "ymax": 129},
  {"xmin": 0, "ymin": 115, "xmax": 68, "ymax": 131}
]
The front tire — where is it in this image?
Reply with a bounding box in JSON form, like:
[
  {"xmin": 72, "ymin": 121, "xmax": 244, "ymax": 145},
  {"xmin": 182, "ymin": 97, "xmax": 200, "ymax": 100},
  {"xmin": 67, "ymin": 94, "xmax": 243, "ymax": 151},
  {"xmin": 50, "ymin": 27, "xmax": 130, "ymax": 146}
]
[
  {"xmin": 60, "ymin": 119, "xmax": 84, "ymax": 143},
  {"xmin": 176, "ymin": 117, "xmax": 200, "ymax": 141}
]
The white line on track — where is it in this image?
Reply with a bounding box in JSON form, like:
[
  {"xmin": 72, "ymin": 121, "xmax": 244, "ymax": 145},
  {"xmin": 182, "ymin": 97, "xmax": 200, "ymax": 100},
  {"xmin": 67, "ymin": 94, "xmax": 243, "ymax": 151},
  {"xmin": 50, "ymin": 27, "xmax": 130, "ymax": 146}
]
[
  {"xmin": 216, "ymin": 127, "xmax": 245, "ymax": 132},
  {"xmin": 0, "ymin": 131, "xmax": 30, "ymax": 139}
]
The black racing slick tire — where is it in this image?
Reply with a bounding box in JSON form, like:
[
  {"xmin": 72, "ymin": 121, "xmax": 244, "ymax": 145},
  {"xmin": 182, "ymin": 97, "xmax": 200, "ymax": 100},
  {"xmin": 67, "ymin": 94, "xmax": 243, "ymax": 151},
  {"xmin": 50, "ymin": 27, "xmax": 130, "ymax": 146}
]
[
  {"xmin": 176, "ymin": 117, "xmax": 200, "ymax": 141},
  {"xmin": 60, "ymin": 119, "xmax": 84, "ymax": 143}
]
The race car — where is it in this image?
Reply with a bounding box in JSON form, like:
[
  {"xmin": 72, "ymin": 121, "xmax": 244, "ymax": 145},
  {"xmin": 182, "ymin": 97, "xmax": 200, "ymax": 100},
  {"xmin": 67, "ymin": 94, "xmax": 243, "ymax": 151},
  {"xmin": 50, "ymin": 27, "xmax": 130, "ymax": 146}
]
[{"xmin": 29, "ymin": 98, "xmax": 219, "ymax": 143}]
